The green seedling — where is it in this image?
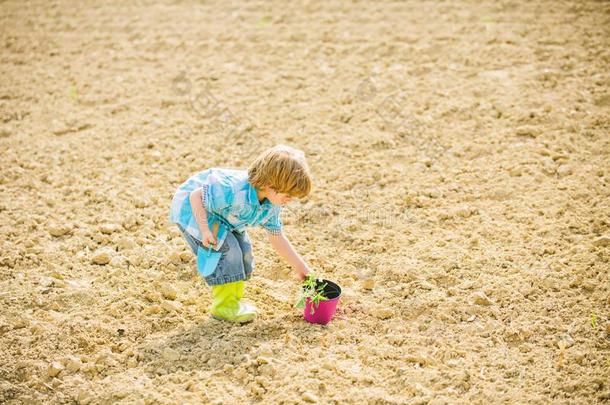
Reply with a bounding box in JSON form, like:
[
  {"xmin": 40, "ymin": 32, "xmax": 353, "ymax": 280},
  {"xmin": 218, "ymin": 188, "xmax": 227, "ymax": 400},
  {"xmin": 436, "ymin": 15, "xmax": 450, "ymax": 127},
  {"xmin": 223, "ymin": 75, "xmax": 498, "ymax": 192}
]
[
  {"xmin": 69, "ymin": 84, "xmax": 78, "ymax": 102},
  {"xmin": 258, "ymin": 15, "xmax": 271, "ymax": 27},
  {"xmin": 590, "ymin": 313, "xmax": 596, "ymax": 328},
  {"xmin": 296, "ymin": 273, "xmax": 329, "ymax": 315}
]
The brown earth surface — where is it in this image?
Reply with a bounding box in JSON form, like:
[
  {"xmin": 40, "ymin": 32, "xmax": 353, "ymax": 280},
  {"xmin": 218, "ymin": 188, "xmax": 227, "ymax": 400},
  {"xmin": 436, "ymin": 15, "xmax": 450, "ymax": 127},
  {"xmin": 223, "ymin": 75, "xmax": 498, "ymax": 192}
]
[{"xmin": 1, "ymin": 0, "xmax": 609, "ymax": 404}]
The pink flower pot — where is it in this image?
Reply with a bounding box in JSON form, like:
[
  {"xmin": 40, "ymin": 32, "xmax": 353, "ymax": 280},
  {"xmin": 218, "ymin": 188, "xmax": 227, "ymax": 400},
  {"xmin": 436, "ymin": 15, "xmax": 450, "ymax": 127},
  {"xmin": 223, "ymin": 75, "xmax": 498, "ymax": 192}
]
[{"xmin": 303, "ymin": 279, "xmax": 342, "ymax": 325}]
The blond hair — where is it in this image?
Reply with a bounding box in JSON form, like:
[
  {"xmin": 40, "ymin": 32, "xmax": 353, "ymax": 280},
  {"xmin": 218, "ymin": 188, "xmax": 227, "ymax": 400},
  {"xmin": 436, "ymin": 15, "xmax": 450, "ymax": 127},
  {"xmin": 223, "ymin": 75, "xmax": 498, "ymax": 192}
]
[{"xmin": 248, "ymin": 145, "xmax": 312, "ymax": 198}]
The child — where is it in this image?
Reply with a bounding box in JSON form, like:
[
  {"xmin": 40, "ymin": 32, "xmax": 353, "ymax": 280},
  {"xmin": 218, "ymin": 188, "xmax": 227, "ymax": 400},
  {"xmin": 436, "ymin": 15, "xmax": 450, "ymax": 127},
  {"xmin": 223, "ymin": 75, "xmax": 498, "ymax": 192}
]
[{"xmin": 169, "ymin": 144, "xmax": 313, "ymax": 322}]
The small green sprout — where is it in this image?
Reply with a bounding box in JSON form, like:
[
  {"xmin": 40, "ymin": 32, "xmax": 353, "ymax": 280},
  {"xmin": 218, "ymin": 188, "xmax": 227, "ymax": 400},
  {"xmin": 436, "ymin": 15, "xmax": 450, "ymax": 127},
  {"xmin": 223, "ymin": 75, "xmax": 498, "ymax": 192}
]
[
  {"xmin": 258, "ymin": 15, "xmax": 272, "ymax": 27},
  {"xmin": 69, "ymin": 84, "xmax": 78, "ymax": 102},
  {"xmin": 296, "ymin": 273, "xmax": 329, "ymax": 315},
  {"xmin": 591, "ymin": 312, "xmax": 598, "ymax": 329}
]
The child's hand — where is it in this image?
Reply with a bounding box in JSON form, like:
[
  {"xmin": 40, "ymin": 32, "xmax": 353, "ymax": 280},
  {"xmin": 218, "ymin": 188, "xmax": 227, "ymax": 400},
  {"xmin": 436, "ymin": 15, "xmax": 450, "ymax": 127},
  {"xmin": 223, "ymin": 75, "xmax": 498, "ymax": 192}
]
[
  {"xmin": 202, "ymin": 228, "xmax": 217, "ymax": 249},
  {"xmin": 297, "ymin": 265, "xmax": 312, "ymax": 281}
]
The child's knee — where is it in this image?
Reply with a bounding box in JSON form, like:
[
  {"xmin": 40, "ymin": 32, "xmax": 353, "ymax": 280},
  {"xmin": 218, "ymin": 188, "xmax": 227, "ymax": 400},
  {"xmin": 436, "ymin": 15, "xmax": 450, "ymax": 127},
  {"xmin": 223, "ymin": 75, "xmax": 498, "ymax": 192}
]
[
  {"xmin": 223, "ymin": 246, "xmax": 245, "ymax": 271},
  {"xmin": 206, "ymin": 232, "xmax": 246, "ymax": 283},
  {"xmin": 243, "ymin": 250, "xmax": 253, "ymax": 266}
]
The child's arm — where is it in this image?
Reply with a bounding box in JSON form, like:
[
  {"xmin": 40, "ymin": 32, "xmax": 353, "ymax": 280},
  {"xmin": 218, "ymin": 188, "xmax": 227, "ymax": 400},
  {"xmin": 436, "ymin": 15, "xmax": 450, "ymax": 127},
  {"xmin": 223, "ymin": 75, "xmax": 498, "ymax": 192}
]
[
  {"xmin": 267, "ymin": 232, "xmax": 311, "ymax": 280},
  {"xmin": 189, "ymin": 188, "xmax": 216, "ymax": 248}
]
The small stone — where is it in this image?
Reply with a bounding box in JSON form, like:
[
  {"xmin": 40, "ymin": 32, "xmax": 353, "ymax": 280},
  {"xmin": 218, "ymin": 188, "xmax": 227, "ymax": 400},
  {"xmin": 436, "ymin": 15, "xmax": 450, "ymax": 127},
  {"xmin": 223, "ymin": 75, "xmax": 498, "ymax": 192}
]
[
  {"xmin": 64, "ymin": 356, "xmax": 82, "ymax": 373},
  {"xmin": 420, "ymin": 157, "xmax": 433, "ymax": 168},
  {"xmin": 581, "ymin": 281, "xmax": 596, "ymax": 292},
  {"xmin": 161, "ymin": 283, "xmax": 177, "ymax": 300},
  {"xmin": 168, "ymin": 252, "xmax": 182, "ymax": 265},
  {"xmin": 256, "ymin": 356, "xmax": 271, "ymax": 365},
  {"xmin": 51, "ymin": 120, "xmax": 71, "ymax": 135},
  {"xmin": 556, "ymin": 333, "xmax": 575, "ymax": 348},
  {"xmin": 0, "ymin": 125, "xmax": 12, "ymax": 138},
  {"xmin": 143, "ymin": 305, "xmax": 161, "ymax": 315},
  {"xmin": 321, "ymin": 361, "xmax": 336, "ymax": 371},
  {"xmin": 113, "ymin": 389, "xmax": 129, "ymax": 399},
  {"xmin": 537, "ymin": 147, "xmax": 552, "ymax": 157},
  {"xmin": 404, "ymin": 354, "xmax": 434, "ymax": 366},
  {"xmin": 161, "ymin": 300, "xmax": 181, "ymax": 313},
  {"xmin": 541, "ymin": 157, "xmax": 556, "ymax": 175},
  {"xmin": 233, "ymin": 367, "xmax": 248, "ymax": 382},
  {"xmin": 99, "ymin": 223, "xmax": 120, "ymax": 235},
  {"xmin": 472, "ymin": 292, "xmax": 493, "ymax": 306},
  {"xmin": 122, "ymin": 216, "xmax": 138, "ymax": 230},
  {"xmin": 30, "ymin": 322, "xmax": 44, "ymax": 334},
  {"xmin": 540, "ymin": 274, "xmax": 558, "ymax": 290},
  {"xmin": 50, "ymin": 271, "xmax": 64, "ymax": 280},
  {"xmin": 91, "ymin": 249, "xmax": 112, "ymax": 265},
  {"xmin": 145, "ymin": 292, "xmax": 161, "ymax": 303},
  {"xmin": 515, "ymin": 126, "xmax": 539, "ymax": 138},
  {"xmin": 1, "ymin": 257, "xmax": 15, "ymax": 268},
  {"xmin": 362, "ymin": 279, "xmax": 375, "ymax": 290},
  {"xmin": 508, "ymin": 166, "xmax": 522, "ymax": 177},
  {"xmin": 94, "ymin": 348, "xmax": 113, "ymax": 365},
  {"xmin": 179, "ymin": 252, "xmax": 192, "ymax": 262},
  {"xmin": 592, "ymin": 236, "xmax": 610, "ymax": 247},
  {"xmin": 258, "ymin": 364, "xmax": 276, "ymax": 377},
  {"xmin": 454, "ymin": 205, "xmax": 473, "ymax": 218},
  {"xmin": 594, "ymin": 94, "xmax": 610, "ymax": 107},
  {"xmin": 372, "ymin": 307, "xmax": 394, "ymax": 319},
  {"xmin": 109, "ymin": 255, "xmax": 125, "ymax": 267},
  {"xmin": 134, "ymin": 198, "xmax": 149, "ymax": 208},
  {"xmin": 302, "ymin": 391, "xmax": 318, "ymax": 403},
  {"xmin": 77, "ymin": 389, "xmax": 92, "ymax": 404},
  {"xmin": 161, "ymin": 347, "xmax": 180, "ymax": 361},
  {"xmin": 40, "ymin": 277, "xmax": 55, "ymax": 287},
  {"xmin": 48, "ymin": 361, "xmax": 64, "ymax": 377},
  {"xmin": 557, "ymin": 165, "xmax": 573, "ymax": 177},
  {"xmin": 256, "ymin": 344, "xmax": 273, "ymax": 357},
  {"xmin": 49, "ymin": 225, "xmax": 71, "ymax": 237},
  {"xmin": 117, "ymin": 237, "xmax": 136, "ymax": 251},
  {"xmin": 181, "ymin": 296, "xmax": 197, "ymax": 306},
  {"xmin": 426, "ymin": 189, "xmax": 442, "ymax": 199},
  {"xmin": 12, "ymin": 315, "xmax": 30, "ymax": 329}
]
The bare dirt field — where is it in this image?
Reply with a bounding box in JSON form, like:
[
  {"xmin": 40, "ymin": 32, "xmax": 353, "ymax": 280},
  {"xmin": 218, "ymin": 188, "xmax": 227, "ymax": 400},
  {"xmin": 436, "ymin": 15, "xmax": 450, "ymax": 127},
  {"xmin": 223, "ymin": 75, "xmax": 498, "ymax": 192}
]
[{"xmin": 1, "ymin": 0, "xmax": 609, "ymax": 403}]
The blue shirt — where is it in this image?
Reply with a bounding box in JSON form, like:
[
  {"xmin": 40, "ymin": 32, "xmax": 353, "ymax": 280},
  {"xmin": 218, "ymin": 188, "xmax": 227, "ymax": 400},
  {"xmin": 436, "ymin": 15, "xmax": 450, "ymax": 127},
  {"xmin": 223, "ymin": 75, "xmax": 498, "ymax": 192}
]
[{"xmin": 169, "ymin": 168, "xmax": 283, "ymax": 249}]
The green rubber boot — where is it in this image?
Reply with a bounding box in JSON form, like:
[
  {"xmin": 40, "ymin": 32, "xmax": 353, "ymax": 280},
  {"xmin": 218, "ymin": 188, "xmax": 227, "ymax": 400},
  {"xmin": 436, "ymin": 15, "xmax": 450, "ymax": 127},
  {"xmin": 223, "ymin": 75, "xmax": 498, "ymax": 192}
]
[{"xmin": 210, "ymin": 281, "xmax": 258, "ymax": 323}]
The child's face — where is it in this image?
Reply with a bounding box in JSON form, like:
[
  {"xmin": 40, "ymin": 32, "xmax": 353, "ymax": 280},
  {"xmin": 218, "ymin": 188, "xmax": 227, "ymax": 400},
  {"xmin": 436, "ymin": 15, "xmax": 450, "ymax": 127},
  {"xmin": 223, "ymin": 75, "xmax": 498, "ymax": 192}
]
[{"xmin": 264, "ymin": 187, "xmax": 293, "ymax": 206}]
